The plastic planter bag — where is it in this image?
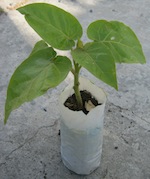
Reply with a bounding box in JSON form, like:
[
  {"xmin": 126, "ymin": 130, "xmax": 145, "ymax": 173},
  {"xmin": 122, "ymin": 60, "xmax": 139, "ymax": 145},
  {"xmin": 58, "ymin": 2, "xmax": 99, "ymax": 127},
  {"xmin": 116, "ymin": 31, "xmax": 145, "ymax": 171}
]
[{"xmin": 59, "ymin": 77, "xmax": 106, "ymax": 175}]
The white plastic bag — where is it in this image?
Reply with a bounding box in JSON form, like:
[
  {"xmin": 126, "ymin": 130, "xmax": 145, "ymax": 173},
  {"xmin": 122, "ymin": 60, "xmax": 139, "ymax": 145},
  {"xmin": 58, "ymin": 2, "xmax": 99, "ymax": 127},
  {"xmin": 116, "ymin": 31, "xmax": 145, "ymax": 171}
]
[{"xmin": 59, "ymin": 77, "xmax": 106, "ymax": 175}]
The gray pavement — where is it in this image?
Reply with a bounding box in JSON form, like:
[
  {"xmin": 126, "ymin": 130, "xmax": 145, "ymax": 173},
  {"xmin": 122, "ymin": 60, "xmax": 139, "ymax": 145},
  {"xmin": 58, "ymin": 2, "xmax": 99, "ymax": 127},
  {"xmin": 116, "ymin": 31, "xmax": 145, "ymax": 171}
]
[{"xmin": 0, "ymin": 0, "xmax": 150, "ymax": 178}]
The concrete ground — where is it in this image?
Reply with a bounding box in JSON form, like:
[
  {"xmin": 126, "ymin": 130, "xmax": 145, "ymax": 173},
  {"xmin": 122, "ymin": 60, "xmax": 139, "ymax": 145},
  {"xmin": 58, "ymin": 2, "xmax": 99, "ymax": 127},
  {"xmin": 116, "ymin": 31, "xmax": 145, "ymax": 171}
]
[{"xmin": 0, "ymin": 0, "xmax": 150, "ymax": 178}]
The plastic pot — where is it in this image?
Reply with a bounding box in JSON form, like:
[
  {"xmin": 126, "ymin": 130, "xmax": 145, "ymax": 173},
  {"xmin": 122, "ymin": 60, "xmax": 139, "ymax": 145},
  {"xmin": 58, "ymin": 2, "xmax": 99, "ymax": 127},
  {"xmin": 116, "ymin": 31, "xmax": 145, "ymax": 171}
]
[{"xmin": 59, "ymin": 77, "xmax": 106, "ymax": 175}]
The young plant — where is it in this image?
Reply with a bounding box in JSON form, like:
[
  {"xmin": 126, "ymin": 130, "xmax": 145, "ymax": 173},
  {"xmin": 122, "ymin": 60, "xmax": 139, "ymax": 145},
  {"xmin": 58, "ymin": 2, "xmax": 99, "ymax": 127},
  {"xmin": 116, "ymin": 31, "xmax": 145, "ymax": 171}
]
[{"xmin": 4, "ymin": 3, "xmax": 146, "ymax": 124}]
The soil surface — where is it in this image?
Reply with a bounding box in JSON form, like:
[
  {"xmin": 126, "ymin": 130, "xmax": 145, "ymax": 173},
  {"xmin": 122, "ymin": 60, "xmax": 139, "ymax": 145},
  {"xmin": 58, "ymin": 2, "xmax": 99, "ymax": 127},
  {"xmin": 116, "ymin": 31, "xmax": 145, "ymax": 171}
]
[{"xmin": 64, "ymin": 90, "xmax": 102, "ymax": 114}]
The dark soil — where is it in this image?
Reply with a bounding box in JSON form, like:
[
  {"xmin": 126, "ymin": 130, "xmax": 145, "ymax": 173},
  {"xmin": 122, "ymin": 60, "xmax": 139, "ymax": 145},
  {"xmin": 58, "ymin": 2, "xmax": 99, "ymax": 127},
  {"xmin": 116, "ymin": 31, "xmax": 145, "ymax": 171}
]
[{"xmin": 64, "ymin": 90, "xmax": 102, "ymax": 115}]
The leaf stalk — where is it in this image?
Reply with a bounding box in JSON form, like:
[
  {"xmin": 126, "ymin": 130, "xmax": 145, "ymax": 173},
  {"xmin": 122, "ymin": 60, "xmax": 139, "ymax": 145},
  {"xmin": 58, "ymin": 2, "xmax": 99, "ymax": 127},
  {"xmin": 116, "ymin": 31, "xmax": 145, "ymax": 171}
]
[{"xmin": 73, "ymin": 60, "xmax": 83, "ymax": 109}]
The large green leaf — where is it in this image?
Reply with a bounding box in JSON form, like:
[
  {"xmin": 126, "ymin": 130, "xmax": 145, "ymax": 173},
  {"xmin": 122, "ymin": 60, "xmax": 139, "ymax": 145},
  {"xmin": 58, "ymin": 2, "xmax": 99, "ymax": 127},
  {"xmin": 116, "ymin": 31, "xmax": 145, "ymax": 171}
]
[
  {"xmin": 17, "ymin": 3, "xmax": 83, "ymax": 50},
  {"xmin": 87, "ymin": 20, "xmax": 146, "ymax": 63},
  {"xmin": 72, "ymin": 42, "xmax": 117, "ymax": 90},
  {"xmin": 4, "ymin": 40, "xmax": 72, "ymax": 124}
]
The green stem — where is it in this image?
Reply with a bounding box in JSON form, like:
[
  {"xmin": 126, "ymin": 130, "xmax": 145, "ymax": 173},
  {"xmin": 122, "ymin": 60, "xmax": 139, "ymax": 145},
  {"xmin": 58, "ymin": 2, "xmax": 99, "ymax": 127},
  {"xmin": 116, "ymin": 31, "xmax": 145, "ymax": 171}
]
[{"xmin": 73, "ymin": 60, "xmax": 83, "ymax": 109}]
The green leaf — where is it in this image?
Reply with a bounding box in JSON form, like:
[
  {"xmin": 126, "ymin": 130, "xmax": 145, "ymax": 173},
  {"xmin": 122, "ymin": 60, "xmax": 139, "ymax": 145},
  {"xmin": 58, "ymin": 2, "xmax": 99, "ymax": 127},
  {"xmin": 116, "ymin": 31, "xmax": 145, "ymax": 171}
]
[
  {"xmin": 87, "ymin": 20, "xmax": 146, "ymax": 64},
  {"xmin": 72, "ymin": 42, "xmax": 118, "ymax": 90},
  {"xmin": 4, "ymin": 40, "xmax": 72, "ymax": 124},
  {"xmin": 17, "ymin": 3, "xmax": 83, "ymax": 50}
]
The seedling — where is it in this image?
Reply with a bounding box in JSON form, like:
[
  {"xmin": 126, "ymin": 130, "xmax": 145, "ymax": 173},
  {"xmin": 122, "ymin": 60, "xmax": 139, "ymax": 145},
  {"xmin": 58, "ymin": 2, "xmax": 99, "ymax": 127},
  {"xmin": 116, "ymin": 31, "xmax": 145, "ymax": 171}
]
[{"xmin": 4, "ymin": 3, "xmax": 146, "ymax": 124}]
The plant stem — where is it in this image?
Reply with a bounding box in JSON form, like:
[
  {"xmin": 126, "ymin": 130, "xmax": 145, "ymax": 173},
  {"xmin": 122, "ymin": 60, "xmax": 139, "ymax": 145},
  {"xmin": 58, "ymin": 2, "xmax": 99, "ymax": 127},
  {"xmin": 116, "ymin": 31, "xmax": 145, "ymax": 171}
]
[{"xmin": 73, "ymin": 60, "xmax": 83, "ymax": 109}]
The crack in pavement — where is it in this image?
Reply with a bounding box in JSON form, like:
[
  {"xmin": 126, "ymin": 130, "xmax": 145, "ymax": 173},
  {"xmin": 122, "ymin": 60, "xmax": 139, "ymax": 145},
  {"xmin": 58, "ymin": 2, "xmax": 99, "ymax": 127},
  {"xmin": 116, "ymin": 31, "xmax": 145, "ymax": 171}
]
[
  {"xmin": 0, "ymin": 120, "xmax": 58, "ymax": 168},
  {"xmin": 108, "ymin": 102, "xmax": 129, "ymax": 111},
  {"xmin": 109, "ymin": 102, "xmax": 150, "ymax": 127},
  {"xmin": 0, "ymin": 139, "xmax": 13, "ymax": 144}
]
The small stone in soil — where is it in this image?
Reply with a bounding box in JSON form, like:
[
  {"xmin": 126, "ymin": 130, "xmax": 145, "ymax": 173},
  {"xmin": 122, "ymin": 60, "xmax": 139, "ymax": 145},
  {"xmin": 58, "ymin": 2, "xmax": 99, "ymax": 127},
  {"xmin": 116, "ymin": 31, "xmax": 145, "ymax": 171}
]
[{"xmin": 85, "ymin": 100, "xmax": 96, "ymax": 112}]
